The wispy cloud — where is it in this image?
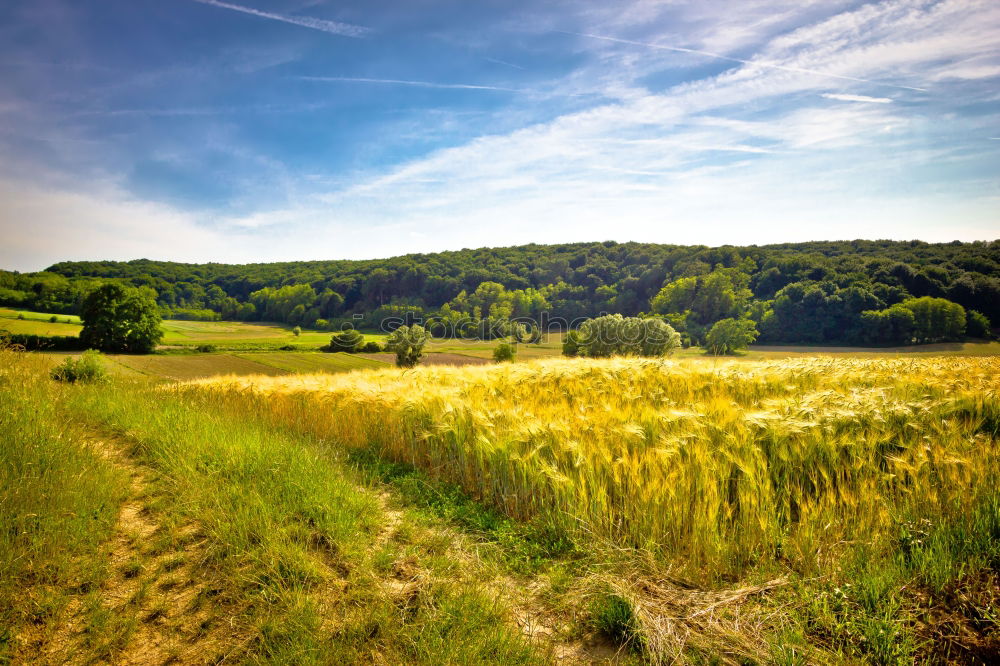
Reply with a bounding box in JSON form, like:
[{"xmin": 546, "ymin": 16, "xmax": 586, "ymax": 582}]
[
  {"xmin": 297, "ymin": 76, "xmax": 522, "ymax": 92},
  {"xmin": 483, "ymin": 57, "xmax": 526, "ymax": 71},
  {"xmin": 822, "ymin": 93, "xmax": 893, "ymax": 103},
  {"xmin": 565, "ymin": 31, "xmax": 929, "ymax": 93},
  {"xmin": 188, "ymin": 0, "xmax": 369, "ymax": 38}
]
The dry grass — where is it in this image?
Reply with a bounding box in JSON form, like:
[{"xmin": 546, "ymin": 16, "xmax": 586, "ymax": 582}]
[{"xmin": 191, "ymin": 356, "xmax": 1000, "ymax": 575}]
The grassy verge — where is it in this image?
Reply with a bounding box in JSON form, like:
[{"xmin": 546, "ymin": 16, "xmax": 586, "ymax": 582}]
[
  {"xmin": 1, "ymin": 352, "xmax": 546, "ymax": 663},
  {"xmin": 0, "ymin": 347, "xmax": 128, "ymax": 663}
]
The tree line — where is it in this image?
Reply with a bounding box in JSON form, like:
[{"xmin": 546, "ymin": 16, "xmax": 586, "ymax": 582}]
[{"xmin": 1, "ymin": 239, "xmax": 996, "ymax": 346}]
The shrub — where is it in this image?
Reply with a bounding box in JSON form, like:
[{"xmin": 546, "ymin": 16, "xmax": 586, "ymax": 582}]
[
  {"xmin": 292, "ymin": 326, "xmax": 302, "ymax": 337},
  {"xmin": 705, "ymin": 318, "xmax": 758, "ymax": 355},
  {"xmin": 3, "ymin": 334, "xmax": 85, "ymax": 351},
  {"xmin": 576, "ymin": 315, "xmax": 680, "ymax": 358},
  {"xmin": 493, "ymin": 341, "xmax": 516, "ymax": 362},
  {"xmin": 278, "ymin": 344, "xmax": 296, "ymax": 351},
  {"xmin": 50, "ymin": 350, "xmax": 106, "ymax": 383},
  {"xmin": 562, "ymin": 330, "xmax": 581, "ymax": 357},
  {"xmin": 195, "ymin": 344, "xmax": 217, "ymax": 353},
  {"xmin": 328, "ymin": 329, "xmax": 364, "ymax": 353},
  {"xmin": 967, "ymin": 310, "xmax": 992, "ymax": 339},
  {"xmin": 385, "ymin": 325, "xmax": 427, "ymax": 368},
  {"xmin": 17, "ymin": 313, "xmax": 24, "ymax": 320},
  {"xmin": 361, "ymin": 341, "xmax": 382, "ymax": 353},
  {"xmin": 48, "ymin": 315, "xmax": 58, "ymax": 323}
]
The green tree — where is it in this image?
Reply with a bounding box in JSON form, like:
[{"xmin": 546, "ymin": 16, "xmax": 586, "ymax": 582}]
[
  {"xmin": 704, "ymin": 318, "xmax": 758, "ymax": 355},
  {"xmin": 493, "ymin": 341, "xmax": 516, "ymax": 362},
  {"xmin": 650, "ymin": 269, "xmax": 752, "ymax": 344},
  {"xmin": 860, "ymin": 305, "xmax": 915, "ymax": 345},
  {"xmin": 328, "ymin": 329, "xmax": 364, "ymax": 353},
  {"xmin": 562, "ymin": 330, "xmax": 581, "ymax": 357},
  {"xmin": 900, "ymin": 297, "xmax": 966, "ymax": 343},
  {"xmin": 577, "ymin": 314, "xmax": 680, "ymax": 358},
  {"xmin": 292, "ymin": 326, "xmax": 302, "ymax": 337},
  {"xmin": 386, "ymin": 325, "xmax": 427, "ymax": 368},
  {"xmin": 80, "ymin": 284, "xmax": 162, "ymax": 353},
  {"xmin": 966, "ymin": 310, "xmax": 992, "ymax": 339}
]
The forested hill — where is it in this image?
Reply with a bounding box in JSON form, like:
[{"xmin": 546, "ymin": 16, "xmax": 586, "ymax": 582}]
[{"xmin": 3, "ymin": 239, "xmax": 999, "ymax": 345}]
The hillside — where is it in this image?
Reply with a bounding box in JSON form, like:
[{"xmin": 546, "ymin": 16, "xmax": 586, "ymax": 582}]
[{"xmin": 2, "ymin": 239, "xmax": 998, "ymax": 346}]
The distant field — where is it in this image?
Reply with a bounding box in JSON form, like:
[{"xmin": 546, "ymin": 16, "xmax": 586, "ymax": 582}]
[
  {"xmin": 163, "ymin": 319, "xmax": 322, "ymax": 344},
  {"xmin": 360, "ymin": 352, "xmax": 491, "ymax": 367},
  {"xmin": 5, "ymin": 306, "xmax": 998, "ymax": 360},
  {"xmin": 108, "ymin": 353, "xmax": 288, "ymax": 381},
  {"xmin": 234, "ymin": 351, "xmax": 387, "ymax": 374},
  {"xmin": 0, "ymin": 318, "xmax": 82, "ymax": 337}
]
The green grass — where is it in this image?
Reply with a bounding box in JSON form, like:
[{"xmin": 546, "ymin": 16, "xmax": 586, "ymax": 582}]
[
  {"xmin": 0, "ymin": 348, "xmax": 128, "ymax": 664},
  {"xmin": 108, "ymin": 352, "xmax": 290, "ymax": 381},
  {"xmin": 235, "ymin": 351, "xmax": 388, "ymax": 374},
  {"xmin": 4, "ymin": 346, "xmax": 1000, "ymax": 663},
  {"xmin": 0, "ymin": 349, "xmax": 548, "ymax": 663},
  {"xmin": 160, "ymin": 319, "xmax": 386, "ymax": 350},
  {"xmin": 0, "ymin": 307, "xmax": 82, "ymax": 324}
]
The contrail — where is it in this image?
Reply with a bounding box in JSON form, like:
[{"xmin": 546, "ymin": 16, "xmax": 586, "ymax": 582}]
[
  {"xmin": 565, "ymin": 31, "xmax": 928, "ymax": 93},
  {"xmin": 484, "ymin": 57, "xmax": 526, "ymax": 71},
  {"xmin": 822, "ymin": 93, "xmax": 892, "ymax": 103},
  {"xmin": 189, "ymin": 0, "xmax": 369, "ymax": 38},
  {"xmin": 298, "ymin": 76, "xmax": 522, "ymax": 92}
]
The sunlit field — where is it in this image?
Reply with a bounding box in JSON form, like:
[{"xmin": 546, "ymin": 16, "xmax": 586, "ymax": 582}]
[
  {"xmin": 186, "ymin": 355, "xmax": 1000, "ymax": 661},
  {"xmin": 193, "ymin": 357, "xmax": 1000, "ymax": 571}
]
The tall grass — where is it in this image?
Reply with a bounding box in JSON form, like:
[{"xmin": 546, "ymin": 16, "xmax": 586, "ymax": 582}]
[
  {"xmin": 58, "ymin": 374, "xmax": 542, "ymax": 663},
  {"xmin": 0, "ymin": 346, "xmax": 127, "ymax": 660},
  {"xmin": 192, "ymin": 357, "xmax": 1000, "ymax": 581}
]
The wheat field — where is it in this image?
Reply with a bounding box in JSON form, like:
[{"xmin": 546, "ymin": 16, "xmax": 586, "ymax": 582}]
[{"xmin": 191, "ymin": 357, "xmax": 1000, "ymax": 580}]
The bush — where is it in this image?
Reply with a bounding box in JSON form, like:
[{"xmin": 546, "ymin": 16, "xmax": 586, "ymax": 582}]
[
  {"xmin": 50, "ymin": 350, "xmax": 106, "ymax": 383},
  {"xmin": 576, "ymin": 315, "xmax": 680, "ymax": 358},
  {"xmin": 493, "ymin": 341, "xmax": 516, "ymax": 362},
  {"xmin": 48, "ymin": 315, "xmax": 58, "ymax": 323},
  {"xmin": 195, "ymin": 344, "xmax": 217, "ymax": 353},
  {"xmin": 328, "ymin": 329, "xmax": 364, "ymax": 353},
  {"xmin": 705, "ymin": 318, "xmax": 758, "ymax": 355},
  {"xmin": 278, "ymin": 344, "xmax": 296, "ymax": 351},
  {"xmin": 292, "ymin": 326, "xmax": 302, "ymax": 337},
  {"xmin": 2, "ymin": 334, "xmax": 85, "ymax": 351},
  {"xmin": 562, "ymin": 330, "xmax": 581, "ymax": 357},
  {"xmin": 17, "ymin": 313, "xmax": 24, "ymax": 320},
  {"xmin": 386, "ymin": 325, "xmax": 427, "ymax": 368},
  {"xmin": 361, "ymin": 341, "xmax": 382, "ymax": 353},
  {"xmin": 166, "ymin": 308, "xmax": 221, "ymax": 321},
  {"xmin": 966, "ymin": 310, "xmax": 992, "ymax": 339}
]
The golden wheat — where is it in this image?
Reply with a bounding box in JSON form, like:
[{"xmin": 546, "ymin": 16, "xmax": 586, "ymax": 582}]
[{"xmin": 188, "ymin": 357, "xmax": 1000, "ymax": 576}]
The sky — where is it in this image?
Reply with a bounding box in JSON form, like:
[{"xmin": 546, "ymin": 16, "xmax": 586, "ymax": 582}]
[{"xmin": 0, "ymin": 0, "xmax": 998, "ymax": 272}]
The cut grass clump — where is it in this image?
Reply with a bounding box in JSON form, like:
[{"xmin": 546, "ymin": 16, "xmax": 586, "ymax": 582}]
[{"xmin": 590, "ymin": 590, "xmax": 641, "ymax": 649}]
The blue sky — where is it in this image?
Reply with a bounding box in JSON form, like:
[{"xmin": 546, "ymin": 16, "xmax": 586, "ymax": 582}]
[{"xmin": 1, "ymin": 0, "xmax": 998, "ymax": 271}]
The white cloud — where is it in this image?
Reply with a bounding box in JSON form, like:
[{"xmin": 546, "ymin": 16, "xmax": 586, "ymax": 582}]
[
  {"xmin": 4, "ymin": 0, "xmax": 1000, "ymax": 271},
  {"xmin": 821, "ymin": 93, "xmax": 892, "ymax": 103}
]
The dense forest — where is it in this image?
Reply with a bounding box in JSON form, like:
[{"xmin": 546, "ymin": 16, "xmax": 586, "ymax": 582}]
[{"xmin": 2, "ymin": 239, "xmax": 997, "ymax": 346}]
